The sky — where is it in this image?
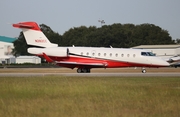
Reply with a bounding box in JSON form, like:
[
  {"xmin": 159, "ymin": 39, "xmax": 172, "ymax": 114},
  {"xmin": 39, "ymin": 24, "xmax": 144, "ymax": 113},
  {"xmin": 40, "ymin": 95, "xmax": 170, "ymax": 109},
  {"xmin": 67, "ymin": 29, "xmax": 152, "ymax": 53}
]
[{"xmin": 0, "ymin": 0, "xmax": 180, "ymax": 40}]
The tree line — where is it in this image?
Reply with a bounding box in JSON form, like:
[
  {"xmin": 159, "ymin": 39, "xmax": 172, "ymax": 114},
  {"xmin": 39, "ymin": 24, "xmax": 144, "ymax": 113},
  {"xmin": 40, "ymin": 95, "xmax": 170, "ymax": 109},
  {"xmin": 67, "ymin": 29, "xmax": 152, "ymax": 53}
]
[{"xmin": 13, "ymin": 23, "xmax": 178, "ymax": 56}]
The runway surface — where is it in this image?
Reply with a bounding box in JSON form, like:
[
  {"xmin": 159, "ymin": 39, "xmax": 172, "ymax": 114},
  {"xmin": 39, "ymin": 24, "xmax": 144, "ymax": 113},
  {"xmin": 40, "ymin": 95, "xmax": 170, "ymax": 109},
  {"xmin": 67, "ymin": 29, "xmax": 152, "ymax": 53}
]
[
  {"xmin": 0, "ymin": 68, "xmax": 179, "ymax": 77},
  {"xmin": 0, "ymin": 72, "xmax": 180, "ymax": 77}
]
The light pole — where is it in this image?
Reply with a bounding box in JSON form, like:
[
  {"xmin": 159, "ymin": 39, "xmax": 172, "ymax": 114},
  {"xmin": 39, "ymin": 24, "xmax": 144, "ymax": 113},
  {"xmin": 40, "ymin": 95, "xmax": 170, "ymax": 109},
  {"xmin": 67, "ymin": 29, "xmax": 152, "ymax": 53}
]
[{"xmin": 98, "ymin": 19, "xmax": 105, "ymax": 27}]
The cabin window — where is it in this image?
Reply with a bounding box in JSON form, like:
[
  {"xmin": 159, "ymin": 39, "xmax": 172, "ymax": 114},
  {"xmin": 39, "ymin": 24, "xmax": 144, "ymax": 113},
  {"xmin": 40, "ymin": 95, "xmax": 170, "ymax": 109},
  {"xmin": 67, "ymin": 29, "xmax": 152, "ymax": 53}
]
[
  {"xmin": 98, "ymin": 53, "xmax": 101, "ymax": 56},
  {"xmin": 87, "ymin": 52, "xmax": 89, "ymax": 56},
  {"xmin": 121, "ymin": 54, "xmax": 124, "ymax": 57},
  {"xmin": 81, "ymin": 52, "xmax": 83, "ymax": 55},
  {"xmin": 92, "ymin": 53, "xmax": 95, "ymax": 56},
  {"xmin": 115, "ymin": 53, "xmax": 118, "ymax": 57},
  {"xmin": 104, "ymin": 53, "xmax": 106, "ymax": 56},
  {"xmin": 133, "ymin": 54, "xmax": 136, "ymax": 57},
  {"xmin": 110, "ymin": 53, "xmax": 112, "ymax": 57},
  {"xmin": 127, "ymin": 54, "xmax": 130, "ymax": 57}
]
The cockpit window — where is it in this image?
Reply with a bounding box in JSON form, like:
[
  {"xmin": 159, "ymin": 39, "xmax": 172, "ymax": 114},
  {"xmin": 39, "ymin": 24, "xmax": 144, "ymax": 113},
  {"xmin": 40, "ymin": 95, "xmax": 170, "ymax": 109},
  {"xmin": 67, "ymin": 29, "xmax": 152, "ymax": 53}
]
[
  {"xmin": 141, "ymin": 52, "xmax": 155, "ymax": 56},
  {"xmin": 141, "ymin": 52, "xmax": 147, "ymax": 56},
  {"xmin": 147, "ymin": 52, "xmax": 155, "ymax": 56}
]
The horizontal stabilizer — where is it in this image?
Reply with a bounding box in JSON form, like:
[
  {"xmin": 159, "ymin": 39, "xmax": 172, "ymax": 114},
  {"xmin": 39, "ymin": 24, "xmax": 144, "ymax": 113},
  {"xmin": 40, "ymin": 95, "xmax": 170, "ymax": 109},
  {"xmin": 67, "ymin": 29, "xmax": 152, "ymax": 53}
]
[
  {"xmin": 13, "ymin": 24, "xmax": 34, "ymax": 29},
  {"xmin": 12, "ymin": 22, "xmax": 41, "ymax": 31}
]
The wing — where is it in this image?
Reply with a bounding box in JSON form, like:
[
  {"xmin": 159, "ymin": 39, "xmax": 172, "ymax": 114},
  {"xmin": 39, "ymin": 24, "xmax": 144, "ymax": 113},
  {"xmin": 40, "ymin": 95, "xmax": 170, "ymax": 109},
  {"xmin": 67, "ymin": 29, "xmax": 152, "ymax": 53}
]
[
  {"xmin": 56, "ymin": 61, "xmax": 105, "ymax": 69},
  {"xmin": 42, "ymin": 53, "xmax": 106, "ymax": 69}
]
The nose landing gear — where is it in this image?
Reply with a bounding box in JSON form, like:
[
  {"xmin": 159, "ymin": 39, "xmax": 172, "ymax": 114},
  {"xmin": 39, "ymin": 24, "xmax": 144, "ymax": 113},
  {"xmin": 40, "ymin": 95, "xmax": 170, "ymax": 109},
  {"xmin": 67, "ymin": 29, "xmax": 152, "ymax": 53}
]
[{"xmin": 142, "ymin": 68, "xmax": 146, "ymax": 73}]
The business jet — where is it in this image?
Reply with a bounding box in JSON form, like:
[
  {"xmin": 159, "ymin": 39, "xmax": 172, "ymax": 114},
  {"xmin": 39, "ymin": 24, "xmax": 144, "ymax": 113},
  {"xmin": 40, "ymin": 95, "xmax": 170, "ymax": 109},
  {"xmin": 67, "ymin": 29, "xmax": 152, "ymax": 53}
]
[{"xmin": 12, "ymin": 22, "xmax": 170, "ymax": 73}]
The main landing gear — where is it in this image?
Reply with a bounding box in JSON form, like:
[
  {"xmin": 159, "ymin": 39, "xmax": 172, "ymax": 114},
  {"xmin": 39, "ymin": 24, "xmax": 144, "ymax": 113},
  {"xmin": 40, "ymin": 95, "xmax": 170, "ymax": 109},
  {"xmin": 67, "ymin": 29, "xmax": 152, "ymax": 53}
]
[
  {"xmin": 77, "ymin": 68, "xmax": 91, "ymax": 73},
  {"xmin": 77, "ymin": 68, "xmax": 147, "ymax": 73}
]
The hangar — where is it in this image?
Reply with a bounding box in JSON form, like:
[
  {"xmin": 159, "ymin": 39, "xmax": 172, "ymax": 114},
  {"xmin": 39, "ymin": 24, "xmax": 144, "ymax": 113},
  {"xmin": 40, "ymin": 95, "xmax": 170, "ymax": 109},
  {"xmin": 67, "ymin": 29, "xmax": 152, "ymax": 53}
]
[
  {"xmin": 132, "ymin": 44, "xmax": 180, "ymax": 64},
  {"xmin": 16, "ymin": 56, "xmax": 41, "ymax": 64},
  {"xmin": 133, "ymin": 45, "xmax": 180, "ymax": 59},
  {"xmin": 0, "ymin": 36, "xmax": 41, "ymax": 64},
  {"xmin": 0, "ymin": 36, "xmax": 16, "ymax": 64}
]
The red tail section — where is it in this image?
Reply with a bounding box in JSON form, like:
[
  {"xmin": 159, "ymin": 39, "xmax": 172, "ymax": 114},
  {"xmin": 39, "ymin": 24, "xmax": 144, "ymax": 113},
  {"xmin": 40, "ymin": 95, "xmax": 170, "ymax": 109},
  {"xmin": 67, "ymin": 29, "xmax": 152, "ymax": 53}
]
[
  {"xmin": 12, "ymin": 21, "xmax": 58, "ymax": 48},
  {"xmin": 13, "ymin": 22, "xmax": 41, "ymax": 31}
]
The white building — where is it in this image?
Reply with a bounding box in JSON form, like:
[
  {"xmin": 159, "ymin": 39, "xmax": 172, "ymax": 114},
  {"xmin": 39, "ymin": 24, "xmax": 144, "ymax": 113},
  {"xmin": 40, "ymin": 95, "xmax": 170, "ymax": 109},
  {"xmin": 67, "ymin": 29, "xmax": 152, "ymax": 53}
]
[
  {"xmin": 0, "ymin": 36, "xmax": 16, "ymax": 64},
  {"xmin": 16, "ymin": 56, "xmax": 41, "ymax": 64},
  {"xmin": 0, "ymin": 36, "xmax": 42, "ymax": 65},
  {"xmin": 132, "ymin": 45, "xmax": 180, "ymax": 59}
]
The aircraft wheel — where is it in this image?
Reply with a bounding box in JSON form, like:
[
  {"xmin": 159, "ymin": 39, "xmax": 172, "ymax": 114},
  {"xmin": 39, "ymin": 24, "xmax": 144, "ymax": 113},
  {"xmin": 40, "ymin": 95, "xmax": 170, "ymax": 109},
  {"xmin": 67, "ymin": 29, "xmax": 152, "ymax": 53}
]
[
  {"xmin": 82, "ymin": 68, "xmax": 87, "ymax": 73},
  {"xmin": 82, "ymin": 68, "xmax": 91, "ymax": 73},
  {"xmin": 87, "ymin": 69, "xmax": 91, "ymax": 73},
  {"xmin": 77, "ymin": 68, "xmax": 82, "ymax": 73},
  {"xmin": 77, "ymin": 68, "xmax": 91, "ymax": 73},
  {"xmin": 142, "ymin": 69, "xmax": 146, "ymax": 73}
]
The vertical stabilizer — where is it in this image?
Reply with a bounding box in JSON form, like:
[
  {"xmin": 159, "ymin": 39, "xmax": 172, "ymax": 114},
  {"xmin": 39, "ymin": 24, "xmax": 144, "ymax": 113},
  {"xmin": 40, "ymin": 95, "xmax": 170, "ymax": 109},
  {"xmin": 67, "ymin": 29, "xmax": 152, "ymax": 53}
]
[{"xmin": 13, "ymin": 22, "xmax": 58, "ymax": 48}]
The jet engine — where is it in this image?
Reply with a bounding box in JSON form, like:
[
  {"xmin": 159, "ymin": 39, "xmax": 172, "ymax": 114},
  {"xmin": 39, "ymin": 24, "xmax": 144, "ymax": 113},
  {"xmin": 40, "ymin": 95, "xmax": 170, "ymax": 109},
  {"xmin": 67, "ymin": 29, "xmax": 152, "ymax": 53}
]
[{"xmin": 28, "ymin": 47, "xmax": 69, "ymax": 57}]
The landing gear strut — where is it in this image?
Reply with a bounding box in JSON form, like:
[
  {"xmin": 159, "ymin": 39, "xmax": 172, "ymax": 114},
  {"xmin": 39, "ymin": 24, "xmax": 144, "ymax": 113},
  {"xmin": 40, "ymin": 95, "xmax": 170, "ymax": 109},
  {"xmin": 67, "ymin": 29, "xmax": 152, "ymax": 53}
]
[{"xmin": 77, "ymin": 68, "xmax": 91, "ymax": 73}]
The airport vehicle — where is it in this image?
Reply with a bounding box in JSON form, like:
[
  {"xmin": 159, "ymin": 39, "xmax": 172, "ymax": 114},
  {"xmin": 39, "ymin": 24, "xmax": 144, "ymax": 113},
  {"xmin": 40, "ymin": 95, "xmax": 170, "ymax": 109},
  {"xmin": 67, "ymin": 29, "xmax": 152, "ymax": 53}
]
[{"xmin": 12, "ymin": 22, "xmax": 170, "ymax": 73}]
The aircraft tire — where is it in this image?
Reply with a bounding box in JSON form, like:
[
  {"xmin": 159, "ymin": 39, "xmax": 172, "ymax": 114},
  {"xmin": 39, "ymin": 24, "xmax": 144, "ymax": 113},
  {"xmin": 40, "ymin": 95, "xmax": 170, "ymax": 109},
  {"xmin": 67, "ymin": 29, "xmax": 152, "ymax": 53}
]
[
  {"xmin": 77, "ymin": 68, "xmax": 91, "ymax": 73},
  {"xmin": 82, "ymin": 68, "xmax": 91, "ymax": 73},
  {"xmin": 142, "ymin": 69, "xmax": 146, "ymax": 73},
  {"xmin": 77, "ymin": 68, "xmax": 82, "ymax": 73}
]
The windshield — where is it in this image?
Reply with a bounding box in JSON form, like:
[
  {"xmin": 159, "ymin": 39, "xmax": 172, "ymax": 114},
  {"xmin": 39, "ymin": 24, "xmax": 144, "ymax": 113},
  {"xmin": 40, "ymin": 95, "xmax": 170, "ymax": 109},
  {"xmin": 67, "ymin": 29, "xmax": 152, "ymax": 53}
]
[{"xmin": 141, "ymin": 52, "xmax": 155, "ymax": 56}]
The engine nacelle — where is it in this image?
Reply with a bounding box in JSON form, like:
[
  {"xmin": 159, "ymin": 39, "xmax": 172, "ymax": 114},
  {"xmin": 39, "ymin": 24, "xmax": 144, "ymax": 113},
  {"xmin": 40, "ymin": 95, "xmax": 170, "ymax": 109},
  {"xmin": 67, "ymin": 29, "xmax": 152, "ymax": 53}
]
[{"xmin": 28, "ymin": 47, "xmax": 68, "ymax": 57}]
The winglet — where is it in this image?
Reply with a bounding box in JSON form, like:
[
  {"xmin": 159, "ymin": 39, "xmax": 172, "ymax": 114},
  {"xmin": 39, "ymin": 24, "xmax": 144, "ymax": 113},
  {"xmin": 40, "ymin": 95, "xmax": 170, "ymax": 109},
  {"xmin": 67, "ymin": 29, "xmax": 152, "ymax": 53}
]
[{"xmin": 43, "ymin": 53, "xmax": 54, "ymax": 63}]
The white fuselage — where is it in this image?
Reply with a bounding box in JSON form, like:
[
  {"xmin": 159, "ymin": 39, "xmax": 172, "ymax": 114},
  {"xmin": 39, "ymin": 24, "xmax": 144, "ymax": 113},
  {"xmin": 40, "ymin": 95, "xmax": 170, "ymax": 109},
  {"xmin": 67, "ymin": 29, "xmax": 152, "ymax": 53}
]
[{"xmin": 28, "ymin": 47, "xmax": 170, "ymax": 68}]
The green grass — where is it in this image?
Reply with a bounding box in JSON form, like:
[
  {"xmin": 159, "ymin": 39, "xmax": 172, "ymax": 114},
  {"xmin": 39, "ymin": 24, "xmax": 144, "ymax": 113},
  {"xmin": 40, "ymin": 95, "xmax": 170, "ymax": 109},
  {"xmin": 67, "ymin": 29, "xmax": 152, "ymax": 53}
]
[{"xmin": 0, "ymin": 76, "xmax": 179, "ymax": 117}]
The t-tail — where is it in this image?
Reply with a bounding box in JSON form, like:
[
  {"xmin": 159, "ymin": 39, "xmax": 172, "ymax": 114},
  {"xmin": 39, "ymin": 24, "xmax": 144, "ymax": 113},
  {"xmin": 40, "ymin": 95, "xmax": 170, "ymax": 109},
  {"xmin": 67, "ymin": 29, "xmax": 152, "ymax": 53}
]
[{"xmin": 12, "ymin": 22, "xmax": 58, "ymax": 48}]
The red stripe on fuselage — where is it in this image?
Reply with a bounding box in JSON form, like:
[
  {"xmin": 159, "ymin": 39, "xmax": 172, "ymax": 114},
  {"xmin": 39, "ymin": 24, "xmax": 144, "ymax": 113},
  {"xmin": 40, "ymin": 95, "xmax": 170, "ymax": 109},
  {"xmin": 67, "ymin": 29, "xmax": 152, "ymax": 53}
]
[{"xmin": 40, "ymin": 55, "xmax": 166, "ymax": 68}]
